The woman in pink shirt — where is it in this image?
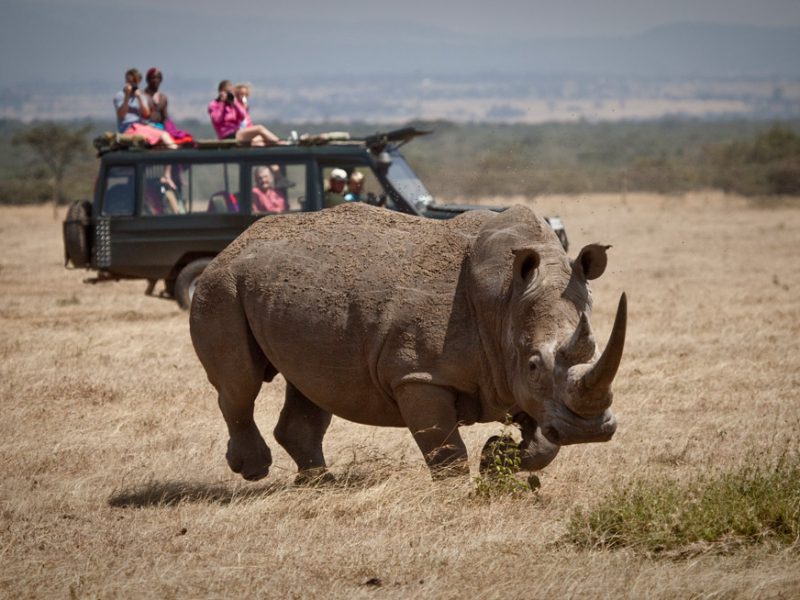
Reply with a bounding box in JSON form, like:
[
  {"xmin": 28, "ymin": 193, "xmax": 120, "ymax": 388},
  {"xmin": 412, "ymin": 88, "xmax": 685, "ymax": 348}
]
[{"xmin": 208, "ymin": 80, "xmax": 280, "ymax": 146}]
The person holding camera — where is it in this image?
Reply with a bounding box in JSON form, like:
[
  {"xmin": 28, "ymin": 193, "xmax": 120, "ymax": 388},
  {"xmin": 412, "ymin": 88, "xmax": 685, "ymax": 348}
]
[
  {"xmin": 208, "ymin": 80, "xmax": 281, "ymax": 146},
  {"xmin": 114, "ymin": 68, "xmax": 151, "ymax": 133},
  {"xmin": 113, "ymin": 68, "xmax": 178, "ymax": 149}
]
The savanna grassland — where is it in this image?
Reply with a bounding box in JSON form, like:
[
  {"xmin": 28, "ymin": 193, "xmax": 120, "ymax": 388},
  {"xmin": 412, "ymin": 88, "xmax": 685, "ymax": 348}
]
[{"xmin": 1, "ymin": 193, "xmax": 799, "ymax": 598}]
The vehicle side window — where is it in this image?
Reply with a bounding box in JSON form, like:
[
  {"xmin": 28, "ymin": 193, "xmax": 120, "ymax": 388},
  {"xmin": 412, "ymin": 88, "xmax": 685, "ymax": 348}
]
[
  {"xmin": 102, "ymin": 166, "xmax": 135, "ymax": 216},
  {"xmin": 135, "ymin": 162, "xmax": 241, "ymax": 215},
  {"xmin": 141, "ymin": 164, "xmax": 187, "ymax": 216},
  {"xmin": 191, "ymin": 163, "xmax": 241, "ymax": 214},
  {"xmin": 250, "ymin": 164, "xmax": 307, "ymax": 214},
  {"xmin": 321, "ymin": 165, "xmax": 387, "ymax": 208}
]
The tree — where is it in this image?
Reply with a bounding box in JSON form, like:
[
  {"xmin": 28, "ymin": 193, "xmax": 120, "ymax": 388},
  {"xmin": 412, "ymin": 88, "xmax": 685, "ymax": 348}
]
[{"xmin": 12, "ymin": 122, "xmax": 91, "ymax": 217}]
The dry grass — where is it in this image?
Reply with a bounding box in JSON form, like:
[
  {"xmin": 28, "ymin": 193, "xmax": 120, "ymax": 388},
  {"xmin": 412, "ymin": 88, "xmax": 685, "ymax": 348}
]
[{"xmin": 1, "ymin": 192, "xmax": 799, "ymax": 598}]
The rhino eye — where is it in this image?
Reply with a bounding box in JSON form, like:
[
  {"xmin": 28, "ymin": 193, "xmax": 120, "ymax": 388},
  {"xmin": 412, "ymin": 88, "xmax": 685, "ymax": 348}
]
[{"xmin": 528, "ymin": 353, "xmax": 542, "ymax": 373}]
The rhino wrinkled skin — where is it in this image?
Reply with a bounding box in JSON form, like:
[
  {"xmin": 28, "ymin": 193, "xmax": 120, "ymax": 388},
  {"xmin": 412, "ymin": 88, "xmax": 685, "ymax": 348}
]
[{"xmin": 190, "ymin": 203, "xmax": 626, "ymax": 482}]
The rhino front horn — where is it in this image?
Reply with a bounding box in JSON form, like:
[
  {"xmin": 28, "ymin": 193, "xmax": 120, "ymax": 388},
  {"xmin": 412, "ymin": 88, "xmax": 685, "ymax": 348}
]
[{"xmin": 582, "ymin": 292, "xmax": 627, "ymax": 392}]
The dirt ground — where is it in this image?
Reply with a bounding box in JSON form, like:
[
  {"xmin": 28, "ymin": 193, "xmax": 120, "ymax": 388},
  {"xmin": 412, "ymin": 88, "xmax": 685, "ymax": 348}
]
[{"xmin": 1, "ymin": 193, "xmax": 798, "ymax": 598}]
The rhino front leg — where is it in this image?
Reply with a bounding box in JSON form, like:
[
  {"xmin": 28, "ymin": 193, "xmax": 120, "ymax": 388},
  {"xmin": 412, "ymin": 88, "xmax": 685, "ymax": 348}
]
[
  {"xmin": 274, "ymin": 382, "xmax": 334, "ymax": 485},
  {"xmin": 396, "ymin": 383, "xmax": 469, "ymax": 479}
]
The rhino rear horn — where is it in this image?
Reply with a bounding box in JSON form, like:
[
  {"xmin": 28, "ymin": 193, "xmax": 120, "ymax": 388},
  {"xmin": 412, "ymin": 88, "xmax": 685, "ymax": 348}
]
[
  {"xmin": 581, "ymin": 293, "xmax": 627, "ymax": 391},
  {"xmin": 559, "ymin": 312, "xmax": 596, "ymax": 365}
]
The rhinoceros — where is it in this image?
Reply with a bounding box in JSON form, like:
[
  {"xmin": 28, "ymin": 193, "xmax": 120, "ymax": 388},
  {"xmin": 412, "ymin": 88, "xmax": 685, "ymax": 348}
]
[{"xmin": 190, "ymin": 203, "xmax": 626, "ymax": 482}]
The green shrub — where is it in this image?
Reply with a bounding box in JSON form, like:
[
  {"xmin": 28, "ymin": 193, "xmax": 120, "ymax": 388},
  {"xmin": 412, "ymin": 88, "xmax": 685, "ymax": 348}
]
[
  {"xmin": 472, "ymin": 434, "xmax": 534, "ymax": 500},
  {"xmin": 566, "ymin": 449, "xmax": 800, "ymax": 555}
]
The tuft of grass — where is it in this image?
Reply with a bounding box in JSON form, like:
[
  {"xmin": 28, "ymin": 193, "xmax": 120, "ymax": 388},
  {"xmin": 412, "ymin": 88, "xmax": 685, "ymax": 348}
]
[
  {"xmin": 56, "ymin": 294, "xmax": 80, "ymax": 306},
  {"xmin": 472, "ymin": 434, "xmax": 532, "ymax": 500},
  {"xmin": 567, "ymin": 448, "xmax": 800, "ymax": 555}
]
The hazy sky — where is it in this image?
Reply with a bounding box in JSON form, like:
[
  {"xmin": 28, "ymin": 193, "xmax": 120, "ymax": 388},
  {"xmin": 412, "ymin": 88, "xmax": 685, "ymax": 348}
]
[
  {"xmin": 2, "ymin": 0, "xmax": 800, "ymax": 83},
  {"xmin": 15, "ymin": 0, "xmax": 800, "ymax": 36}
]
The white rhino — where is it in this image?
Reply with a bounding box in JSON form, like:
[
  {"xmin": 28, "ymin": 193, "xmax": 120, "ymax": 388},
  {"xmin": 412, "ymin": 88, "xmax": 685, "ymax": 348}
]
[{"xmin": 190, "ymin": 203, "xmax": 626, "ymax": 482}]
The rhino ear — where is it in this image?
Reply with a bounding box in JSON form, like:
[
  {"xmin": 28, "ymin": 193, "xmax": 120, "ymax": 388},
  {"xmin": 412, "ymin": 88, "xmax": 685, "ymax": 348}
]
[
  {"xmin": 512, "ymin": 247, "xmax": 540, "ymax": 284},
  {"xmin": 575, "ymin": 244, "xmax": 611, "ymax": 280}
]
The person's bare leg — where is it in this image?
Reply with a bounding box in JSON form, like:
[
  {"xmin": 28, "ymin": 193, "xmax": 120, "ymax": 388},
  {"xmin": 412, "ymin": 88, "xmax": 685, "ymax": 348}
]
[
  {"xmin": 160, "ymin": 165, "xmax": 177, "ymax": 192},
  {"xmin": 159, "ymin": 131, "xmax": 178, "ymax": 149},
  {"xmin": 236, "ymin": 125, "xmax": 280, "ymax": 145},
  {"xmin": 164, "ymin": 189, "xmax": 180, "ymax": 214}
]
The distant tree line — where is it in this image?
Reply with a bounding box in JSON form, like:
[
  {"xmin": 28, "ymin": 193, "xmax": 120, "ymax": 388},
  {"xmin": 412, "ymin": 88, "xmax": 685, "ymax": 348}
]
[{"xmin": 1, "ymin": 118, "xmax": 798, "ymax": 207}]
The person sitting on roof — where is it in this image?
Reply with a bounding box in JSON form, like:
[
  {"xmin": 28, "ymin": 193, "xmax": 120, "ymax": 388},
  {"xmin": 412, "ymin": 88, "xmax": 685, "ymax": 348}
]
[
  {"xmin": 114, "ymin": 68, "xmax": 177, "ymax": 149},
  {"xmin": 324, "ymin": 168, "xmax": 348, "ymax": 208},
  {"xmin": 208, "ymin": 80, "xmax": 281, "ymax": 146},
  {"xmin": 143, "ymin": 67, "xmax": 194, "ymax": 145},
  {"xmin": 114, "ymin": 68, "xmax": 178, "ymax": 189},
  {"xmin": 251, "ymin": 166, "xmax": 287, "ymax": 214}
]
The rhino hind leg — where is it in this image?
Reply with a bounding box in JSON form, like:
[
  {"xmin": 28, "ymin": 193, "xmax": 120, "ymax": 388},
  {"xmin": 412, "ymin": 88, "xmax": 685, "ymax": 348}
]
[
  {"xmin": 274, "ymin": 382, "xmax": 334, "ymax": 485},
  {"xmin": 396, "ymin": 384, "xmax": 469, "ymax": 479},
  {"xmin": 191, "ymin": 295, "xmax": 273, "ymax": 481}
]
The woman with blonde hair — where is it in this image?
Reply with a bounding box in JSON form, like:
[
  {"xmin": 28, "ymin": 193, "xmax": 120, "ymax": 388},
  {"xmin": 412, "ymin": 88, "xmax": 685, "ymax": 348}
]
[{"xmin": 208, "ymin": 80, "xmax": 281, "ymax": 146}]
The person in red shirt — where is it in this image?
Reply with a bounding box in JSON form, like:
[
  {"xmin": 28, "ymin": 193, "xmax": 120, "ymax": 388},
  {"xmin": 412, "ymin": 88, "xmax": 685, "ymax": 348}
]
[
  {"xmin": 251, "ymin": 166, "xmax": 287, "ymax": 213},
  {"xmin": 208, "ymin": 80, "xmax": 280, "ymax": 146}
]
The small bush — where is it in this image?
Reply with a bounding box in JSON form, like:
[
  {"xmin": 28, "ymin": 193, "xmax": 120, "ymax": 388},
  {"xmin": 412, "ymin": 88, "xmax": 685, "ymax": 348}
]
[
  {"xmin": 566, "ymin": 449, "xmax": 800, "ymax": 555},
  {"xmin": 472, "ymin": 434, "xmax": 532, "ymax": 500}
]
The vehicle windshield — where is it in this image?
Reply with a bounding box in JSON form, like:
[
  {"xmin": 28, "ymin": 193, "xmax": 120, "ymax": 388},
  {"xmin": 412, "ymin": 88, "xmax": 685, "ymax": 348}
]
[{"xmin": 385, "ymin": 151, "xmax": 433, "ymax": 210}]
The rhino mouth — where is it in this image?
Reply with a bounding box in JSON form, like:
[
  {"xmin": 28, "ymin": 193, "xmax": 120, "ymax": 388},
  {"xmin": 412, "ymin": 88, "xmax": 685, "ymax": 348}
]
[{"xmin": 542, "ymin": 405, "xmax": 616, "ymax": 445}]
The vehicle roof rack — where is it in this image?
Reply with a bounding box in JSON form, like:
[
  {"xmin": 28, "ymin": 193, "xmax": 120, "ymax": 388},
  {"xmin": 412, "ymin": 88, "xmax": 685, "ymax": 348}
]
[
  {"xmin": 362, "ymin": 127, "xmax": 432, "ymax": 149},
  {"xmin": 93, "ymin": 126, "xmax": 432, "ymax": 156}
]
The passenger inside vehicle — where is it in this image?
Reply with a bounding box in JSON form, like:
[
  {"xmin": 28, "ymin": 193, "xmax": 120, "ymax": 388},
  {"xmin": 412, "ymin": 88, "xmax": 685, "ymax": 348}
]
[
  {"xmin": 344, "ymin": 171, "xmax": 365, "ymax": 202},
  {"xmin": 324, "ymin": 168, "xmax": 348, "ymax": 207},
  {"xmin": 251, "ymin": 166, "xmax": 287, "ymax": 214}
]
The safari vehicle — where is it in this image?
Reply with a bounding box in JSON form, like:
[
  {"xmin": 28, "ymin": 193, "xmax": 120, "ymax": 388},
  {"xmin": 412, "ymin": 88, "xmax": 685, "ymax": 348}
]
[{"xmin": 63, "ymin": 127, "xmax": 568, "ymax": 309}]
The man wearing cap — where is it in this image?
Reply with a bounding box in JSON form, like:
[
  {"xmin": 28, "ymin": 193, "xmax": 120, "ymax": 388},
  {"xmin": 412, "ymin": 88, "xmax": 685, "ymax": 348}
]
[{"xmin": 324, "ymin": 168, "xmax": 348, "ymax": 208}]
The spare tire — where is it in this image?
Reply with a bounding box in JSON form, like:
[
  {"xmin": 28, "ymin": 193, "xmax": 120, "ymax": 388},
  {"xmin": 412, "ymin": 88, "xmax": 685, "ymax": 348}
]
[
  {"xmin": 174, "ymin": 258, "xmax": 213, "ymax": 310},
  {"xmin": 64, "ymin": 200, "xmax": 92, "ymax": 268}
]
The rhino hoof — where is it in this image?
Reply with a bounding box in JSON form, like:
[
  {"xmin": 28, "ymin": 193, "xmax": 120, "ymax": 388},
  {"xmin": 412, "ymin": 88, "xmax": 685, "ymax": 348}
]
[{"xmin": 226, "ymin": 432, "xmax": 272, "ymax": 481}]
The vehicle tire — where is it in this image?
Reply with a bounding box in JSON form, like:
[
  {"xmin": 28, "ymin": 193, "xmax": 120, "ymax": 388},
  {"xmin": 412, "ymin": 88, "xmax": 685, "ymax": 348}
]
[
  {"xmin": 64, "ymin": 200, "xmax": 92, "ymax": 267},
  {"xmin": 174, "ymin": 258, "xmax": 212, "ymax": 310}
]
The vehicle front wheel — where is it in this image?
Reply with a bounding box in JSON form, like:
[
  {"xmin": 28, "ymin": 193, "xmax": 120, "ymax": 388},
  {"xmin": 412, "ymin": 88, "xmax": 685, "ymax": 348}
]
[{"xmin": 174, "ymin": 258, "xmax": 212, "ymax": 310}]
